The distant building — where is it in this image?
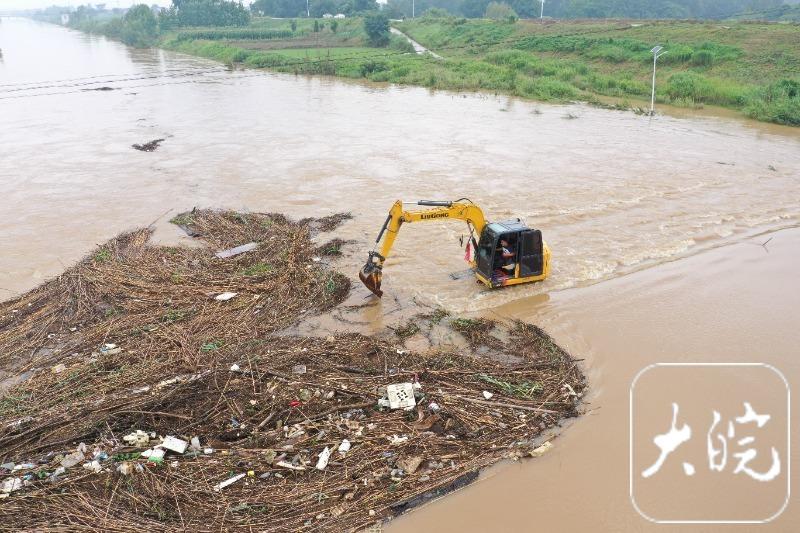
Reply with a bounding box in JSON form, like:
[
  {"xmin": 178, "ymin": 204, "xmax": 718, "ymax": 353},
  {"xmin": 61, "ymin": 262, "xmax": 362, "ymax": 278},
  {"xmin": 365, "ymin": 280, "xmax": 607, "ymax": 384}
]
[
  {"xmin": 322, "ymin": 13, "xmax": 333, "ymax": 18},
  {"xmin": 60, "ymin": 13, "xmax": 70, "ymax": 25},
  {"xmin": 334, "ymin": 13, "xmax": 346, "ymax": 19}
]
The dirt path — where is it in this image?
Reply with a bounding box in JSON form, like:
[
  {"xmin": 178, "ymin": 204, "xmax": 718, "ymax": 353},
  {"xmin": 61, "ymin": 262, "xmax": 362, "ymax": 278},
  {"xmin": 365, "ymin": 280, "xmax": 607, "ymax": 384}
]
[{"xmin": 390, "ymin": 27, "xmax": 443, "ymax": 59}]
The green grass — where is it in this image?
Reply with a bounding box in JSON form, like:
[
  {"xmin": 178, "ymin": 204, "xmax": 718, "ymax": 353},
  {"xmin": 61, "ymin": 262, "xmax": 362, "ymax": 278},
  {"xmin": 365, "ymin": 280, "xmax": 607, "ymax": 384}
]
[
  {"xmin": 241, "ymin": 262, "xmax": 273, "ymax": 276},
  {"xmin": 174, "ymin": 28, "xmax": 296, "ymax": 41},
  {"xmin": 161, "ymin": 17, "xmax": 800, "ymax": 126}
]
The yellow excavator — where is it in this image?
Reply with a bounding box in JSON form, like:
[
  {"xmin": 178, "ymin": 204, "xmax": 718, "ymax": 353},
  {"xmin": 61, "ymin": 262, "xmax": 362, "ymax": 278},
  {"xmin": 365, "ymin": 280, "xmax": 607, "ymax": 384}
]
[{"xmin": 358, "ymin": 199, "xmax": 550, "ymax": 297}]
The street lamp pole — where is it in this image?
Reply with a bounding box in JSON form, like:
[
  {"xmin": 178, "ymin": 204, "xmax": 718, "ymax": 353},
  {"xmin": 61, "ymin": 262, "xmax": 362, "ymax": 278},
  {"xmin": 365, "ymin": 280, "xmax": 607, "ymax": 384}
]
[
  {"xmin": 540, "ymin": 0, "xmax": 545, "ymax": 20},
  {"xmin": 413, "ymin": 0, "xmax": 415, "ymax": 18},
  {"xmin": 650, "ymin": 45, "xmax": 667, "ymax": 115},
  {"xmin": 306, "ymin": 0, "xmax": 310, "ymax": 18}
]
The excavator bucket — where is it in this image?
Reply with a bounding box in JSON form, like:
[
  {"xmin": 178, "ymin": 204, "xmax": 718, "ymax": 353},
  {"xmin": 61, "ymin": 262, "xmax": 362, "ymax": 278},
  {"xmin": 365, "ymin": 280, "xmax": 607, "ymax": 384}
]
[
  {"xmin": 358, "ymin": 267, "xmax": 383, "ymax": 298},
  {"xmin": 358, "ymin": 252, "xmax": 384, "ymax": 297}
]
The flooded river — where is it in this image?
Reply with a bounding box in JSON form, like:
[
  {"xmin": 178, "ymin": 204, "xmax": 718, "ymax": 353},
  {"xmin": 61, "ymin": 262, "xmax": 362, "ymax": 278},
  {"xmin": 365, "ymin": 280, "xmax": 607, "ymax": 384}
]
[{"xmin": 2, "ymin": 17, "xmax": 799, "ymax": 531}]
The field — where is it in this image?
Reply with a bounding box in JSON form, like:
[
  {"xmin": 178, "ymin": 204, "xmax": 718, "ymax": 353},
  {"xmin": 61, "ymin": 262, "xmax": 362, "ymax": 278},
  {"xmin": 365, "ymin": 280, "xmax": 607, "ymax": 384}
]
[{"xmin": 163, "ymin": 17, "xmax": 800, "ymax": 125}]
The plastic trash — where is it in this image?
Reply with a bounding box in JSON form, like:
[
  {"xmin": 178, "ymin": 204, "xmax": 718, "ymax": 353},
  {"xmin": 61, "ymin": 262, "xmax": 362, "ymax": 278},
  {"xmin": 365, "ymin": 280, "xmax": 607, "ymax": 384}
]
[
  {"xmin": 11, "ymin": 463, "xmax": 35, "ymax": 471},
  {"xmin": 482, "ymin": 391, "xmax": 494, "ymax": 400},
  {"xmin": 213, "ymin": 473, "xmax": 246, "ymax": 491},
  {"xmin": 215, "ymin": 292, "xmax": 238, "ymax": 301},
  {"xmin": 100, "ymin": 343, "xmax": 122, "ymax": 355},
  {"xmin": 161, "ymin": 436, "xmax": 188, "ymax": 454},
  {"xmin": 51, "ymin": 364, "xmax": 66, "ymax": 374},
  {"xmin": 315, "ymin": 447, "xmax": 331, "ymax": 470},
  {"xmin": 122, "ymin": 430, "xmax": 150, "ymax": 447},
  {"xmin": 386, "ymin": 383, "xmax": 416, "ymax": 410},
  {"xmin": 61, "ymin": 450, "xmax": 85, "ymax": 468},
  {"xmin": 275, "ymin": 460, "xmax": 306, "ymax": 471},
  {"xmin": 292, "ymin": 364, "xmax": 307, "ymax": 375},
  {"xmin": 190, "ymin": 436, "xmax": 201, "ymax": 452},
  {"xmin": 116, "ymin": 462, "xmax": 134, "ymax": 476},
  {"xmin": 338, "ymin": 439, "xmax": 351, "ymax": 453},
  {"xmin": 229, "ymin": 363, "xmax": 241, "ymax": 372},
  {"xmin": 82, "ymin": 460, "xmax": 102, "ymax": 473},
  {"xmin": 388, "ymin": 435, "xmax": 409, "ymax": 445},
  {"xmin": 530, "ymin": 441, "xmax": 552, "ymax": 458},
  {"xmin": 215, "ymin": 242, "xmax": 257, "ymax": 259},
  {"xmin": 5, "ymin": 416, "xmax": 33, "ymax": 430},
  {"xmin": 1, "ymin": 478, "xmax": 23, "ymax": 494},
  {"xmin": 147, "ymin": 449, "xmax": 165, "ymax": 463}
]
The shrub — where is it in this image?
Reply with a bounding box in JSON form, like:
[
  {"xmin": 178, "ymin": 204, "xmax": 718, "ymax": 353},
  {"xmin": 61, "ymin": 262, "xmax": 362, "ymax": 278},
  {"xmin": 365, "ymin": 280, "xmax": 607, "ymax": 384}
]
[
  {"xmin": 744, "ymin": 79, "xmax": 800, "ymax": 126},
  {"xmin": 587, "ymin": 44, "xmax": 633, "ymax": 63},
  {"xmin": 517, "ymin": 76, "xmax": 577, "ymax": 100},
  {"xmin": 485, "ymin": 2, "xmax": 518, "ymax": 22},
  {"xmin": 691, "ymin": 49, "xmax": 715, "ymax": 66},
  {"xmin": 119, "ymin": 4, "xmax": 158, "ymax": 48},
  {"xmin": 364, "ymin": 12, "xmax": 390, "ymax": 47},
  {"xmin": 665, "ymin": 72, "xmax": 746, "ymax": 107},
  {"xmin": 389, "ymin": 35, "xmax": 415, "ymax": 53},
  {"xmin": 360, "ymin": 61, "xmax": 389, "ymax": 77},
  {"xmin": 160, "ymin": 0, "xmax": 249, "ymax": 28}
]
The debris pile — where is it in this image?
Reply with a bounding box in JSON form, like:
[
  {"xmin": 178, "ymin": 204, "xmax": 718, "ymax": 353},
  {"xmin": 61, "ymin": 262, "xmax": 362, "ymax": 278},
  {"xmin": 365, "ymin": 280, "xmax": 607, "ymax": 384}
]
[
  {"xmin": 131, "ymin": 138, "xmax": 165, "ymax": 152},
  {"xmin": 0, "ymin": 210, "xmax": 584, "ymax": 531}
]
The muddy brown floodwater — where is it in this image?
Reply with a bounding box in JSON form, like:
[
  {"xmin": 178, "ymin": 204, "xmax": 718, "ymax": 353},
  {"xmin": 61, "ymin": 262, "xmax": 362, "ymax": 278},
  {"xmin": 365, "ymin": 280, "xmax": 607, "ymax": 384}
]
[{"xmin": 2, "ymin": 16, "xmax": 799, "ymax": 531}]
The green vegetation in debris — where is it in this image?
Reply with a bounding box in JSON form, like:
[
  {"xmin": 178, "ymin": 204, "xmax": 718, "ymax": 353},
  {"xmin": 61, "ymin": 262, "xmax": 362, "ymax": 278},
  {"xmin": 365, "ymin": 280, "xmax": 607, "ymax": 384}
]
[
  {"xmin": 241, "ymin": 263, "xmax": 274, "ymax": 276},
  {"xmin": 170, "ymin": 213, "xmax": 195, "ymax": 226},
  {"xmin": 478, "ymin": 373, "xmax": 542, "ymax": 398},
  {"xmin": 94, "ymin": 248, "xmax": 112, "ymax": 263},
  {"xmin": 201, "ymin": 340, "xmax": 223, "ymax": 351},
  {"xmin": 394, "ymin": 320, "xmax": 421, "ymax": 338}
]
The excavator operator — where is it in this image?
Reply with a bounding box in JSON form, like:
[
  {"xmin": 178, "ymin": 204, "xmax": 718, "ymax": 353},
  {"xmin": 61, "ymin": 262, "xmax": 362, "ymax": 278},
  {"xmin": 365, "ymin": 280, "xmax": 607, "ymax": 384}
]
[{"xmin": 499, "ymin": 238, "xmax": 516, "ymax": 277}]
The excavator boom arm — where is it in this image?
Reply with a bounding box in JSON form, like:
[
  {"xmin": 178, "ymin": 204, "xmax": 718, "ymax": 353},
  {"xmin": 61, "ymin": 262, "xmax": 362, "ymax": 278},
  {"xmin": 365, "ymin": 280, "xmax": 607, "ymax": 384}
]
[{"xmin": 359, "ymin": 200, "xmax": 486, "ymax": 297}]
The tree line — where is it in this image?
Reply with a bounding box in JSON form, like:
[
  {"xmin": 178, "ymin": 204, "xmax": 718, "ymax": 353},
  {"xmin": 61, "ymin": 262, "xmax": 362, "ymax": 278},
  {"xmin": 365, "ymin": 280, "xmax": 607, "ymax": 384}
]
[{"xmin": 250, "ymin": 0, "xmax": 378, "ymax": 18}]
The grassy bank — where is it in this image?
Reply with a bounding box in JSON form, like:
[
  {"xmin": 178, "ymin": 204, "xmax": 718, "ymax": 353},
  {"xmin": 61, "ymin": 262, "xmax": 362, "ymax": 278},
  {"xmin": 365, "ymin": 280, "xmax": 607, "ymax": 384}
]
[{"xmin": 96, "ymin": 14, "xmax": 800, "ymax": 125}]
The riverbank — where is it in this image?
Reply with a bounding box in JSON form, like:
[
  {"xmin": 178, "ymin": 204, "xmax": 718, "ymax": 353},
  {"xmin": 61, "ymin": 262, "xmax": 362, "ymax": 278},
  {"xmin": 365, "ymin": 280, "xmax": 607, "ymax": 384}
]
[
  {"xmin": 155, "ymin": 16, "xmax": 800, "ymax": 126},
  {"xmin": 33, "ymin": 12, "xmax": 800, "ymax": 126}
]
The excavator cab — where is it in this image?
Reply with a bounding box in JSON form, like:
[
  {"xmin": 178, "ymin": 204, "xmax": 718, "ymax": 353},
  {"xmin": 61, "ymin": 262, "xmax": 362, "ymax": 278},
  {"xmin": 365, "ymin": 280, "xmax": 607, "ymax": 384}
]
[
  {"xmin": 359, "ymin": 199, "xmax": 550, "ymax": 297},
  {"xmin": 474, "ymin": 220, "xmax": 545, "ymax": 287}
]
